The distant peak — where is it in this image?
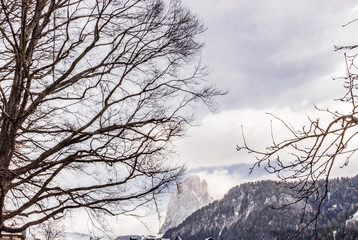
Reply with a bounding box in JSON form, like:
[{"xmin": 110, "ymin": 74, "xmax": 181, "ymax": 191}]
[{"xmin": 159, "ymin": 175, "xmax": 211, "ymax": 234}]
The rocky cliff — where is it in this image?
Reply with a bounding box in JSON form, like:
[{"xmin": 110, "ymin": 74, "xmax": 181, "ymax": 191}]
[{"xmin": 159, "ymin": 175, "xmax": 211, "ymax": 234}]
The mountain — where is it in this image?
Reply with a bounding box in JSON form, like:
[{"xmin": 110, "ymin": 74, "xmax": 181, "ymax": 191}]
[
  {"xmin": 163, "ymin": 176, "xmax": 358, "ymax": 240},
  {"xmin": 115, "ymin": 235, "xmax": 167, "ymax": 240},
  {"xmin": 159, "ymin": 175, "xmax": 211, "ymax": 234}
]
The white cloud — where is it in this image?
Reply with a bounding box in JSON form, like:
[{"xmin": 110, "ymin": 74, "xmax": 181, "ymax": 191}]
[
  {"xmin": 349, "ymin": 4, "xmax": 358, "ymax": 19},
  {"xmin": 179, "ymin": 97, "xmax": 357, "ymax": 174},
  {"xmin": 178, "ymin": 107, "xmax": 314, "ymax": 168},
  {"xmin": 195, "ymin": 169, "xmax": 275, "ymax": 200},
  {"xmin": 65, "ymin": 208, "xmax": 162, "ymax": 237}
]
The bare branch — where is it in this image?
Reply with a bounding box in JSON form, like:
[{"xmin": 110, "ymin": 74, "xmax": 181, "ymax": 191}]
[{"xmin": 0, "ymin": 0, "xmax": 224, "ymax": 233}]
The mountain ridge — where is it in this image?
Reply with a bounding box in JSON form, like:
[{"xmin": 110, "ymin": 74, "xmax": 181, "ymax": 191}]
[{"xmin": 163, "ymin": 176, "xmax": 358, "ymax": 240}]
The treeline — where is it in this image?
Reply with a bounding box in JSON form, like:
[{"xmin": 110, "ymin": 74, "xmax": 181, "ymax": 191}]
[{"xmin": 163, "ymin": 176, "xmax": 358, "ymax": 240}]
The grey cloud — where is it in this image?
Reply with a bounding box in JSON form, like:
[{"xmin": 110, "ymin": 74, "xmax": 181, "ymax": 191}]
[
  {"xmin": 183, "ymin": 0, "xmax": 358, "ymax": 110},
  {"xmin": 188, "ymin": 163, "xmax": 269, "ymax": 178}
]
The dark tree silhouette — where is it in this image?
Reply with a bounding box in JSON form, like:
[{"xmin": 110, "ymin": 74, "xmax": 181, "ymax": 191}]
[
  {"xmin": 0, "ymin": 0, "xmax": 222, "ymax": 233},
  {"xmin": 30, "ymin": 219, "xmax": 65, "ymax": 240},
  {"xmin": 238, "ymin": 22, "xmax": 358, "ymax": 236}
]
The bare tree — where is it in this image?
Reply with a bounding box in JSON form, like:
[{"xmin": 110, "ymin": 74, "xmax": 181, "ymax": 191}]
[
  {"xmin": 30, "ymin": 218, "xmax": 65, "ymax": 240},
  {"xmin": 238, "ymin": 28, "xmax": 358, "ymax": 235},
  {"xmin": 0, "ymin": 0, "xmax": 222, "ymax": 234}
]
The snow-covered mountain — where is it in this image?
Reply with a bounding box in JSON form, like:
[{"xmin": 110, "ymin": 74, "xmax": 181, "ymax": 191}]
[
  {"xmin": 115, "ymin": 235, "xmax": 167, "ymax": 240},
  {"xmin": 163, "ymin": 176, "xmax": 358, "ymax": 240},
  {"xmin": 159, "ymin": 175, "xmax": 211, "ymax": 234}
]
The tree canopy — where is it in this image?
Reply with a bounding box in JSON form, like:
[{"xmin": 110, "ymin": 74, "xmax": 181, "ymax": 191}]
[{"xmin": 0, "ymin": 0, "xmax": 222, "ymax": 233}]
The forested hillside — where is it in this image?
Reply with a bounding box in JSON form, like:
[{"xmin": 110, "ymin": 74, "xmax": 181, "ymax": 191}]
[{"xmin": 163, "ymin": 176, "xmax": 358, "ymax": 240}]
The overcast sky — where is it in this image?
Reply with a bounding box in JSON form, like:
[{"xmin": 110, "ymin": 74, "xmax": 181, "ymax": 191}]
[
  {"xmin": 69, "ymin": 0, "xmax": 358, "ymax": 237},
  {"xmin": 172, "ymin": 0, "xmax": 358, "ymax": 195},
  {"xmin": 184, "ymin": 0, "xmax": 358, "ymax": 110}
]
